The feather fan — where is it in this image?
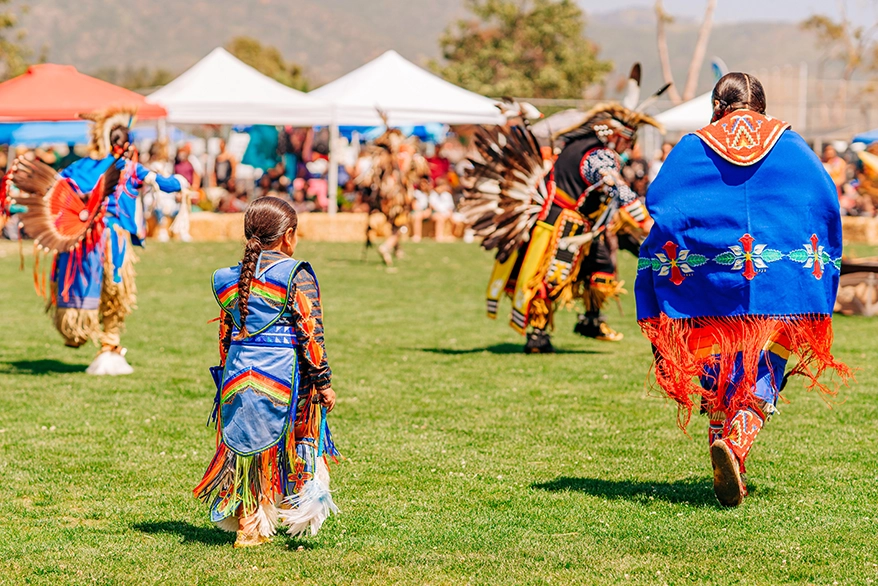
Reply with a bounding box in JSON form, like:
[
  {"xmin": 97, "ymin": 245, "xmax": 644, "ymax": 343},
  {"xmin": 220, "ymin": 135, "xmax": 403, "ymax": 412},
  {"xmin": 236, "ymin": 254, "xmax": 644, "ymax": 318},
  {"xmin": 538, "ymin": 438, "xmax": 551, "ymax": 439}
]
[
  {"xmin": 10, "ymin": 157, "xmax": 121, "ymax": 253},
  {"xmin": 460, "ymin": 124, "xmax": 549, "ymax": 263}
]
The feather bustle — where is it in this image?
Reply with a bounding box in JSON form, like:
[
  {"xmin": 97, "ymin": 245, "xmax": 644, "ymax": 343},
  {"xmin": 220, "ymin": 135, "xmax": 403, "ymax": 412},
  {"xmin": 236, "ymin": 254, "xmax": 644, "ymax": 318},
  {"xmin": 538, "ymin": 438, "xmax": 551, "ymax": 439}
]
[{"xmin": 460, "ymin": 124, "xmax": 548, "ymax": 260}]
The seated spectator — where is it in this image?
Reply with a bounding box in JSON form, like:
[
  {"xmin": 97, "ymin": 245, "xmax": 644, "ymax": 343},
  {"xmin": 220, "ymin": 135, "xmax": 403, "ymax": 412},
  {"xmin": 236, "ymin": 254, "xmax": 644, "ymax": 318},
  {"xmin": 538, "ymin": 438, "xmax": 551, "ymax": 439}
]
[
  {"xmin": 624, "ymin": 143, "xmax": 650, "ymax": 197},
  {"xmin": 649, "ymin": 142, "xmax": 673, "ymax": 183},
  {"xmin": 218, "ymin": 191, "xmax": 249, "ymax": 213},
  {"xmin": 822, "ymin": 144, "xmax": 846, "ymax": 197},
  {"xmin": 291, "ymin": 188, "xmax": 316, "ymax": 214},
  {"xmin": 426, "ymin": 143, "xmax": 450, "ymax": 183},
  {"xmin": 429, "ymin": 180, "xmax": 457, "ymax": 242},
  {"xmin": 351, "ymin": 192, "xmax": 371, "ymax": 213},
  {"xmin": 144, "ymin": 140, "xmax": 182, "ymax": 241},
  {"xmin": 411, "ymin": 178, "xmax": 433, "ymax": 242},
  {"xmin": 839, "ymin": 181, "xmax": 859, "ymax": 215}
]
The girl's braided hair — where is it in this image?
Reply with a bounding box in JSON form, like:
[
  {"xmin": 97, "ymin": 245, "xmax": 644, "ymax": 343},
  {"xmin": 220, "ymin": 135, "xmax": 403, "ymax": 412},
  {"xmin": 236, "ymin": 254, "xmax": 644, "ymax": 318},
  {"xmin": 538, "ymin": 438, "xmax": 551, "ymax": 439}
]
[
  {"xmin": 711, "ymin": 72, "xmax": 767, "ymax": 123},
  {"xmin": 234, "ymin": 197, "xmax": 298, "ymax": 340}
]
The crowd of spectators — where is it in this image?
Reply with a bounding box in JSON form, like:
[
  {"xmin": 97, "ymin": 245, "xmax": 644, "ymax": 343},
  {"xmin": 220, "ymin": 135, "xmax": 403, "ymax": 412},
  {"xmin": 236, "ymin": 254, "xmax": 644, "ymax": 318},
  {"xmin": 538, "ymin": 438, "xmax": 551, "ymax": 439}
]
[
  {"xmin": 8, "ymin": 130, "xmax": 876, "ymax": 244},
  {"xmin": 821, "ymin": 143, "xmax": 878, "ymax": 217},
  {"xmin": 208, "ymin": 126, "xmax": 474, "ymax": 241}
]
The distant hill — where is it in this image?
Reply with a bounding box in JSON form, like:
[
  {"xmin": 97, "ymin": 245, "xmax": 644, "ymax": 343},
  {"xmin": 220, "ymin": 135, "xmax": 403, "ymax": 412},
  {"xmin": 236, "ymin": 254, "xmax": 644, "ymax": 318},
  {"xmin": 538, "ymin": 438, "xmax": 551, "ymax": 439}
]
[
  {"xmin": 20, "ymin": 0, "xmax": 467, "ymax": 85},
  {"xmin": 19, "ymin": 1, "xmax": 829, "ymax": 95}
]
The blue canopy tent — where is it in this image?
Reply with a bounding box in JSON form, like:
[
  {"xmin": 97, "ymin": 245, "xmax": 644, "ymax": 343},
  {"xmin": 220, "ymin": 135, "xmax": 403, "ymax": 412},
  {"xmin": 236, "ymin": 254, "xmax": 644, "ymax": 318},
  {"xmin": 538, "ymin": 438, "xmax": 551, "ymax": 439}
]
[
  {"xmin": 0, "ymin": 121, "xmax": 88, "ymax": 146},
  {"xmin": 853, "ymin": 128, "xmax": 878, "ymax": 145},
  {"xmin": 129, "ymin": 126, "xmax": 198, "ymax": 143},
  {"xmin": 338, "ymin": 123, "xmax": 449, "ymax": 143},
  {"xmin": 0, "ymin": 121, "xmax": 195, "ymax": 146}
]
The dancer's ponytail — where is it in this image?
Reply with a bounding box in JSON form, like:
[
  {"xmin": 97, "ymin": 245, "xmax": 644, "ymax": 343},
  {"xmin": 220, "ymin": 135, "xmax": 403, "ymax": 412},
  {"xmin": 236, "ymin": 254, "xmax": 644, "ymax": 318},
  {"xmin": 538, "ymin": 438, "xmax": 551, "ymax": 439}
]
[{"xmin": 233, "ymin": 197, "xmax": 299, "ymax": 340}]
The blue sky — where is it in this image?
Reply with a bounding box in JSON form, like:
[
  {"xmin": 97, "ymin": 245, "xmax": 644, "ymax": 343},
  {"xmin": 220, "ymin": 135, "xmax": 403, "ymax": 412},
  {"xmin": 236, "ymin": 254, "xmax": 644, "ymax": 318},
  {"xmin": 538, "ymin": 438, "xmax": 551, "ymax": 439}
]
[{"xmin": 582, "ymin": 0, "xmax": 870, "ymax": 23}]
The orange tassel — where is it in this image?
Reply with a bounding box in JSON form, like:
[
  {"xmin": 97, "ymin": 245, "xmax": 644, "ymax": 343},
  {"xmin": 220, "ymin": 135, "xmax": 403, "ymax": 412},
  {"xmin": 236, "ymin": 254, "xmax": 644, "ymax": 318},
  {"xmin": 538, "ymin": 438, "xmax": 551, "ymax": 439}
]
[{"xmin": 32, "ymin": 243, "xmax": 41, "ymax": 297}]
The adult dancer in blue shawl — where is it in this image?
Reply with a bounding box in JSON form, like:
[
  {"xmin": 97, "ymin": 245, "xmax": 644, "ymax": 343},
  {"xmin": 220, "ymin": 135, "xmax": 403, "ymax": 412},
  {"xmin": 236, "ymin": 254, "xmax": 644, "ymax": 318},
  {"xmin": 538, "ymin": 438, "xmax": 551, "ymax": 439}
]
[{"xmin": 635, "ymin": 73, "xmax": 851, "ymax": 507}]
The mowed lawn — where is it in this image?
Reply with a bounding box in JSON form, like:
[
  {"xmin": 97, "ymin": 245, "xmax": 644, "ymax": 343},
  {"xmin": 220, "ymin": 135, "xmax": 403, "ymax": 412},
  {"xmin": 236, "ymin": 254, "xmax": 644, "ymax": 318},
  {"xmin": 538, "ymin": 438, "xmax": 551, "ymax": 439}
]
[{"xmin": 0, "ymin": 238, "xmax": 876, "ymax": 586}]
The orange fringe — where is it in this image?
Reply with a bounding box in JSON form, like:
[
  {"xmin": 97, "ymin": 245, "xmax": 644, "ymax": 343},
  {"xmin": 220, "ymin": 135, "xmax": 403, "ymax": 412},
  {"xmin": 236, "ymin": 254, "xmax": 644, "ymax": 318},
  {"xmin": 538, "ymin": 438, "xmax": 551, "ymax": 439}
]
[{"xmin": 639, "ymin": 314, "xmax": 852, "ymax": 429}]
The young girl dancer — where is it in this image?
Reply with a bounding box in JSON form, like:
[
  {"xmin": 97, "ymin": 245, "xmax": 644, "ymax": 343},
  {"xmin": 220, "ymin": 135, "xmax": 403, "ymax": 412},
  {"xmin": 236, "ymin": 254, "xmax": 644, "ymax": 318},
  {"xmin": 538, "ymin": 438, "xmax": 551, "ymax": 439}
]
[{"xmin": 195, "ymin": 197, "xmax": 340, "ymax": 547}]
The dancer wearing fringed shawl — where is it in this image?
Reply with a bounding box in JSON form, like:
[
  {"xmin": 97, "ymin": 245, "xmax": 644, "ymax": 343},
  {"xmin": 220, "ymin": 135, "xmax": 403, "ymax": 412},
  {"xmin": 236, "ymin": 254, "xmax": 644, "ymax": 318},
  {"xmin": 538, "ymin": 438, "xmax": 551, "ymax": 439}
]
[
  {"xmin": 635, "ymin": 73, "xmax": 851, "ymax": 507},
  {"xmin": 195, "ymin": 197, "xmax": 340, "ymax": 548},
  {"xmin": 462, "ymin": 64, "xmax": 666, "ymax": 353},
  {"xmin": 7, "ymin": 106, "xmax": 188, "ymax": 375}
]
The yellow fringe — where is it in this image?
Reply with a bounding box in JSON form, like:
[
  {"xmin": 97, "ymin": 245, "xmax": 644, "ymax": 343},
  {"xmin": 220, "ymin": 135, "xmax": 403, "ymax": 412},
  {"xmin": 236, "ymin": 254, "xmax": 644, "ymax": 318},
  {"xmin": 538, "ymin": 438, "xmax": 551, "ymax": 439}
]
[
  {"xmin": 99, "ymin": 232, "xmax": 138, "ymax": 326},
  {"xmin": 53, "ymin": 307, "xmax": 101, "ymax": 348},
  {"xmin": 528, "ymin": 297, "xmax": 552, "ymax": 330},
  {"xmin": 581, "ymin": 284, "xmax": 608, "ymax": 314}
]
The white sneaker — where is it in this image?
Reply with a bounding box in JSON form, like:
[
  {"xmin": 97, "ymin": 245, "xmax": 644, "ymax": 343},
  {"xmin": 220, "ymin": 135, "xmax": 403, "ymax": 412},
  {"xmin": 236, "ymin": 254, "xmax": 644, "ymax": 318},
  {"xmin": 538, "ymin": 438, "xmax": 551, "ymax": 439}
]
[
  {"xmin": 157, "ymin": 228, "xmax": 170, "ymax": 243},
  {"xmin": 86, "ymin": 350, "xmax": 134, "ymax": 376}
]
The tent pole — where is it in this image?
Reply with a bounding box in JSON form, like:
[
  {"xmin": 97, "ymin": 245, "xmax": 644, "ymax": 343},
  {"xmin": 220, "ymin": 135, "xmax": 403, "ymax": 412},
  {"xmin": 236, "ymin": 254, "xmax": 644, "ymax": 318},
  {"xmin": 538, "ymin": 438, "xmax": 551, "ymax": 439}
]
[
  {"xmin": 327, "ymin": 106, "xmax": 339, "ymax": 215},
  {"xmin": 157, "ymin": 118, "xmax": 167, "ymax": 142}
]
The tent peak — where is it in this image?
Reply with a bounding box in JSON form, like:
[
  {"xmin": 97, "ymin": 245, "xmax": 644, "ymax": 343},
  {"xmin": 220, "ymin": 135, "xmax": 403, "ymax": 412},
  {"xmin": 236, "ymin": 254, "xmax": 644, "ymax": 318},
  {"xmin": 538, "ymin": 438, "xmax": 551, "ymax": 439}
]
[
  {"xmin": 146, "ymin": 46, "xmax": 329, "ymax": 125},
  {"xmin": 308, "ymin": 48, "xmax": 504, "ymax": 126},
  {"xmin": 26, "ymin": 63, "xmax": 78, "ymax": 75}
]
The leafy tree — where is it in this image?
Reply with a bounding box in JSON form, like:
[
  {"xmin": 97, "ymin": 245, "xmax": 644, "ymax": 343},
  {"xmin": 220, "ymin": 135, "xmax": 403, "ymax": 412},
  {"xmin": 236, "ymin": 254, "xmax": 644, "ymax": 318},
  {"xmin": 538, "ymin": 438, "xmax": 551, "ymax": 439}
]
[
  {"xmin": 0, "ymin": 1, "xmax": 32, "ymax": 81},
  {"xmin": 431, "ymin": 0, "xmax": 611, "ymax": 99},
  {"xmin": 801, "ymin": 3, "xmax": 877, "ymax": 82},
  {"xmin": 226, "ymin": 36, "xmax": 309, "ymax": 91},
  {"xmin": 92, "ymin": 66, "xmax": 175, "ymax": 91}
]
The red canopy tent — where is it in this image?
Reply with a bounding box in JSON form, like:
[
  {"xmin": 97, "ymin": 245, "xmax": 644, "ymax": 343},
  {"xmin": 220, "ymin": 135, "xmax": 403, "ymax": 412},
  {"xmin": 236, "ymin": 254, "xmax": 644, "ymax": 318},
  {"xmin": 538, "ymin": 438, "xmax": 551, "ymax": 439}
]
[{"xmin": 0, "ymin": 64, "xmax": 167, "ymax": 122}]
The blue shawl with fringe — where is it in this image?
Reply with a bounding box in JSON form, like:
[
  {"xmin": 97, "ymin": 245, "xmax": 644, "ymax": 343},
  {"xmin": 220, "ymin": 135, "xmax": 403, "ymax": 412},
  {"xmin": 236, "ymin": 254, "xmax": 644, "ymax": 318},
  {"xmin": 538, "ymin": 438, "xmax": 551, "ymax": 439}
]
[{"xmin": 635, "ymin": 117, "xmax": 842, "ymax": 321}]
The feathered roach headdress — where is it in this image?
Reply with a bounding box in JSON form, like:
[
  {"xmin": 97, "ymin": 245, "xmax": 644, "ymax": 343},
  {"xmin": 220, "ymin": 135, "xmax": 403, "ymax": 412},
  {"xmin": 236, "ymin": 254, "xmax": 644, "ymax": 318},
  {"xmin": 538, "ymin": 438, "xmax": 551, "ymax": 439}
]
[
  {"xmin": 552, "ymin": 64, "xmax": 668, "ymax": 145},
  {"xmin": 79, "ymin": 106, "xmax": 137, "ymax": 159},
  {"xmin": 372, "ymin": 109, "xmax": 407, "ymax": 153}
]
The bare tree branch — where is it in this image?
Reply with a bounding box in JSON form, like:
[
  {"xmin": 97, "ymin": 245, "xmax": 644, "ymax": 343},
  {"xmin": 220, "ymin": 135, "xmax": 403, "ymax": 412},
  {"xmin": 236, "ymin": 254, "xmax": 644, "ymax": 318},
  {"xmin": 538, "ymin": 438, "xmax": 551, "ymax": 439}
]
[
  {"xmin": 655, "ymin": 0, "xmax": 682, "ymax": 104},
  {"xmin": 681, "ymin": 0, "xmax": 717, "ymax": 101}
]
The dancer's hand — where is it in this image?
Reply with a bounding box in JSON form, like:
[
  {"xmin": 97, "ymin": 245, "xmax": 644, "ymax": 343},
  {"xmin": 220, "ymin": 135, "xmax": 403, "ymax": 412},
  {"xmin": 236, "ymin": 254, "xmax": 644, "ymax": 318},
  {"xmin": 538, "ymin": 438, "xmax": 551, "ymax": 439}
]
[
  {"xmin": 317, "ymin": 387, "xmax": 336, "ymax": 412},
  {"xmin": 114, "ymin": 144, "xmax": 135, "ymax": 167}
]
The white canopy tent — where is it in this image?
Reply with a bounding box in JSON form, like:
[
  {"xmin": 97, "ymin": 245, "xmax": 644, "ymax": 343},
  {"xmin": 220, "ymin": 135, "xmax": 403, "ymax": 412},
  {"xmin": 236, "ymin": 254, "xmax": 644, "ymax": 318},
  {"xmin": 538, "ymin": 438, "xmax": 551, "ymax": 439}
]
[
  {"xmin": 655, "ymin": 92, "xmax": 713, "ymax": 133},
  {"xmin": 310, "ymin": 50, "xmax": 504, "ymax": 212},
  {"xmin": 309, "ymin": 50, "xmax": 504, "ymax": 127},
  {"xmin": 147, "ymin": 48, "xmax": 330, "ymax": 126}
]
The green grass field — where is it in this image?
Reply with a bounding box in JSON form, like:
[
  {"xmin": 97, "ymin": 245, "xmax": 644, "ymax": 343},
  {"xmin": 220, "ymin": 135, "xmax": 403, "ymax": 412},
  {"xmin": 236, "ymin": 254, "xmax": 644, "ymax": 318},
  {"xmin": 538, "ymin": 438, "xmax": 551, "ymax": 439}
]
[{"xmin": 0, "ymin": 239, "xmax": 876, "ymax": 585}]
